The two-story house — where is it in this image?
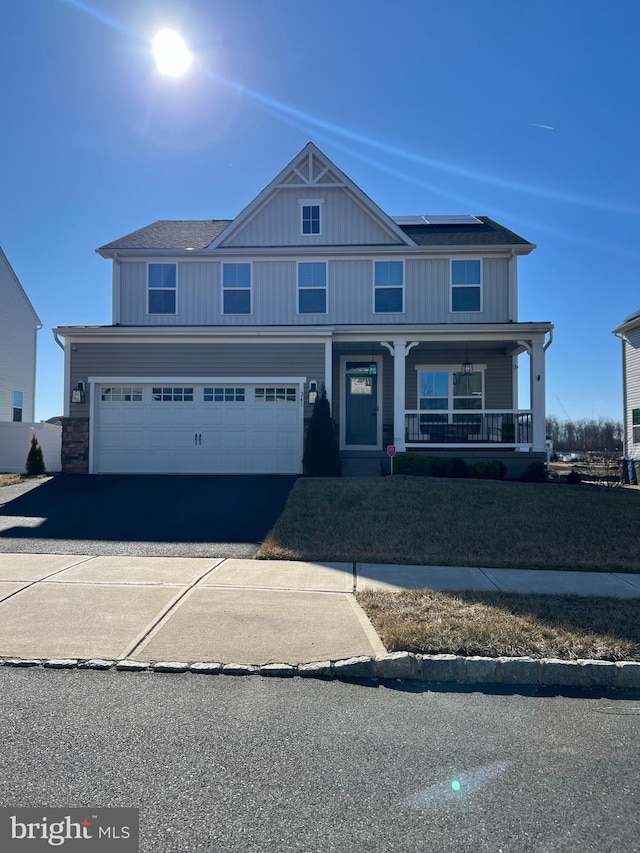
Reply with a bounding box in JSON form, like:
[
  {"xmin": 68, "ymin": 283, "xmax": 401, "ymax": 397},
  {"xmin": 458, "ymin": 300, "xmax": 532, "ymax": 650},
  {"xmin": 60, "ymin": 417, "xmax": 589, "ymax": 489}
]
[
  {"xmin": 613, "ymin": 310, "xmax": 640, "ymax": 471},
  {"xmin": 53, "ymin": 142, "xmax": 553, "ymax": 476},
  {"xmin": 0, "ymin": 246, "xmax": 41, "ymax": 423}
]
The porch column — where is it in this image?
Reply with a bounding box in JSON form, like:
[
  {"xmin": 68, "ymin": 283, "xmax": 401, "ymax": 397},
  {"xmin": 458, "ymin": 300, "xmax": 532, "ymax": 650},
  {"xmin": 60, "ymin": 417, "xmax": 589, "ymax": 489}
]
[
  {"xmin": 382, "ymin": 339, "xmax": 418, "ymax": 452},
  {"xmin": 530, "ymin": 339, "xmax": 546, "ymax": 451}
]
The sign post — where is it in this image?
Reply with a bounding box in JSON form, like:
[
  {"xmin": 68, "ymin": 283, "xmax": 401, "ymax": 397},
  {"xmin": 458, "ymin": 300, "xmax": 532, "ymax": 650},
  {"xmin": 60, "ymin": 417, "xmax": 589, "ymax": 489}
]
[{"xmin": 387, "ymin": 444, "xmax": 396, "ymax": 475}]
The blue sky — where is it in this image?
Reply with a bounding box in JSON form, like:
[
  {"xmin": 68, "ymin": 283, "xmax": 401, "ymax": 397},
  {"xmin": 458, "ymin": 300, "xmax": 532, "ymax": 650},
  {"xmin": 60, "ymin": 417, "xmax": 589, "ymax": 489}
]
[{"xmin": 1, "ymin": 0, "xmax": 638, "ymax": 422}]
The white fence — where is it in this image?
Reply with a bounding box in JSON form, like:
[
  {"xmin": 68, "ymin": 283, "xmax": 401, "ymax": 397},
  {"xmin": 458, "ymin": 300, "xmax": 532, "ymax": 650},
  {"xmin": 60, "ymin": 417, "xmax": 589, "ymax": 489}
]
[{"xmin": 0, "ymin": 422, "xmax": 62, "ymax": 473}]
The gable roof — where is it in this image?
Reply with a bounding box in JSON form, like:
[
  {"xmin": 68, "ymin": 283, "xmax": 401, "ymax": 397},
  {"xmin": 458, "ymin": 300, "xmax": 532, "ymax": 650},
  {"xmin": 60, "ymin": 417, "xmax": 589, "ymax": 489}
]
[
  {"xmin": 208, "ymin": 142, "xmax": 415, "ymax": 250},
  {"xmin": 0, "ymin": 246, "xmax": 41, "ymax": 325}
]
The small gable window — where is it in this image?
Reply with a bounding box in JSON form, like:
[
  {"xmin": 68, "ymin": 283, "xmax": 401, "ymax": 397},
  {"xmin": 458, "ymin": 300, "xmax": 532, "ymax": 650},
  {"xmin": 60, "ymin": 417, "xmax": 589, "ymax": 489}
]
[
  {"xmin": 299, "ymin": 199, "xmax": 323, "ymax": 236},
  {"xmin": 148, "ymin": 263, "xmax": 177, "ymax": 314},
  {"xmin": 298, "ymin": 262, "xmax": 327, "ymax": 314},
  {"xmin": 374, "ymin": 260, "xmax": 404, "ymax": 313},
  {"xmin": 451, "ymin": 259, "xmax": 482, "ymax": 313},
  {"xmin": 222, "ymin": 263, "xmax": 251, "ymax": 314}
]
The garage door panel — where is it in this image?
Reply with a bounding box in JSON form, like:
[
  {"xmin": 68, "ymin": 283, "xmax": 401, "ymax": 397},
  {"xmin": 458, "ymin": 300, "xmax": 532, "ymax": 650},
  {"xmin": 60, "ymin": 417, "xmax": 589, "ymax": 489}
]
[{"xmin": 95, "ymin": 383, "xmax": 302, "ymax": 474}]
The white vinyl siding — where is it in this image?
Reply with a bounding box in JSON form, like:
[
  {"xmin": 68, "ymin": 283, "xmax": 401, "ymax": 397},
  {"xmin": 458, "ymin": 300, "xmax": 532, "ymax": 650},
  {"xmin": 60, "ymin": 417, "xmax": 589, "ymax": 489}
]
[{"xmin": 0, "ymin": 251, "xmax": 38, "ymax": 422}]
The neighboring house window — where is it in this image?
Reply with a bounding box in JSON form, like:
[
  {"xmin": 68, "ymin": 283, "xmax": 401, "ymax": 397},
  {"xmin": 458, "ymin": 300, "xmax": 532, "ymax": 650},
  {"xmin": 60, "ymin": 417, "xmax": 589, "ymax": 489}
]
[
  {"xmin": 101, "ymin": 386, "xmax": 143, "ymax": 402},
  {"xmin": 222, "ymin": 263, "xmax": 251, "ymax": 314},
  {"xmin": 374, "ymin": 261, "xmax": 403, "ymax": 313},
  {"xmin": 633, "ymin": 409, "xmax": 640, "ymax": 443},
  {"xmin": 12, "ymin": 391, "xmax": 23, "ymax": 422},
  {"xmin": 298, "ymin": 262, "xmax": 327, "ymax": 314},
  {"xmin": 204, "ymin": 387, "xmax": 245, "ymax": 402},
  {"xmin": 152, "ymin": 387, "xmax": 194, "ymax": 402},
  {"xmin": 148, "ymin": 264, "xmax": 177, "ymax": 314},
  {"xmin": 255, "ymin": 387, "xmax": 297, "ymax": 402},
  {"xmin": 301, "ymin": 204, "xmax": 321, "ymax": 235},
  {"xmin": 451, "ymin": 259, "xmax": 482, "ymax": 312}
]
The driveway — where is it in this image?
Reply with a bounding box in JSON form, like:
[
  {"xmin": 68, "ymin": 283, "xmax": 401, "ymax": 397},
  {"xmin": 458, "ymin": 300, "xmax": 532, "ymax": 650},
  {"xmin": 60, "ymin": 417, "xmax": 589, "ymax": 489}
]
[{"xmin": 0, "ymin": 475, "xmax": 297, "ymax": 557}]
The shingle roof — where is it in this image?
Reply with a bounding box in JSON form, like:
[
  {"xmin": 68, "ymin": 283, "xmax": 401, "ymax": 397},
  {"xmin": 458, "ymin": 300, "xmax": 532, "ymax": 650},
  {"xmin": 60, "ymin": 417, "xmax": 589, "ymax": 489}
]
[
  {"xmin": 396, "ymin": 216, "xmax": 530, "ymax": 246},
  {"xmin": 98, "ymin": 215, "xmax": 530, "ymax": 253},
  {"xmin": 99, "ymin": 220, "xmax": 232, "ymax": 251}
]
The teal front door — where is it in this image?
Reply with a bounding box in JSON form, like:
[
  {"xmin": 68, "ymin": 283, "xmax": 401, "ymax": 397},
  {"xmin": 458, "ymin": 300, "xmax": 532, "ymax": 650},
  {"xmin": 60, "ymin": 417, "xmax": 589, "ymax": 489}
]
[{"xmin": 345, "ymin": 361, "xmax": 378, "ymax": 445}]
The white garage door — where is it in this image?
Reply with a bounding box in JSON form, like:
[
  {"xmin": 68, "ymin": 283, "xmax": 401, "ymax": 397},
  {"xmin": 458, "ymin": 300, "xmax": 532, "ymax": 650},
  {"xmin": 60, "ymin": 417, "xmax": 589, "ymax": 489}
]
[{"xmin": 93, "ymin": 383, "xmax": 302, "ymax": 474}]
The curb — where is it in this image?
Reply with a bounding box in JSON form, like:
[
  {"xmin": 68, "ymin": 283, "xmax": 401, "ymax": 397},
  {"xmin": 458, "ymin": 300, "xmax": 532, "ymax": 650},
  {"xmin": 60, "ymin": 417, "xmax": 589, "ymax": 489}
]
[{"xmin": 2, "ymin": 653, "xmax": 639, "ymax": 690}]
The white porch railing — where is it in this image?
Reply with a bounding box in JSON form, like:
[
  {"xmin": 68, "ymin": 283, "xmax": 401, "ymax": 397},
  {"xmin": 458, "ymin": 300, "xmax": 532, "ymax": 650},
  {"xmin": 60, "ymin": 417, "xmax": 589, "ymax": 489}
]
[{"xmin": 404, "ymin": 410, "xmax": 532, "ymax": 447}]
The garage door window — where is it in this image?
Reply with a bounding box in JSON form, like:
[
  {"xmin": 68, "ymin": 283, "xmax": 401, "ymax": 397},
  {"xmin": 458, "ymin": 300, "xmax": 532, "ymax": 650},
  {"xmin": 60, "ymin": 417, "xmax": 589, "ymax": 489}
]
[
  {"xmin": 204, "ymin": 387, "xmax": 245, "ymax": 402},
  {"xmin": 152, "ymin": 387, "xmax": 194, "ymax": 402},
  {"xmin": 101, "ymin": 386, "xmax": 143, "ymax": 402},
  {"xmin": 255, "ymin": 387, "xmax": 297, "ymax": 403}
]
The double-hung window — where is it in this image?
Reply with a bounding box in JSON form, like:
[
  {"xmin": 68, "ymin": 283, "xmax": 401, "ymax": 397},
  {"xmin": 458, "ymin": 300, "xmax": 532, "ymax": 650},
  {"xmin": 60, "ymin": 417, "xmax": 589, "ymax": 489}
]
[
  {"xmin": 222, "ymin": 263, "xmax": 251, "ymax": 314},
  {"xmin": 148, "ymin": 263, "xmax": 177, "ymax": 314},
  {"xmin": 298, "ymin": 262, "xmax": 327, "ymax": 314},
  {"xmin": 451, "ymin": 259, "xmax": 482, "ymax": 312},
  {"xmin": 12, "ymin": 391, "xmax": 23, "ymax": 422},
  {"xmin": 374, "ymin": 260, "xmax": 403, "ymax": 313}
]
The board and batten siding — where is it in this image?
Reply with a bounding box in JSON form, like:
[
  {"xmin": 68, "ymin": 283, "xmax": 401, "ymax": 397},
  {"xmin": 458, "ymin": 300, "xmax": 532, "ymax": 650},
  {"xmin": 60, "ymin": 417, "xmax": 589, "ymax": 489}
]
[
  {"xmin": 68, "ymin": 342, "xmax": 325, "ymax": 420},
  {"xmin": 220, "ymin": 187, "xmax": 403, "ymax": 248},
  {"xmin": 624, "ymin": 330, "xmax": 640, "ymax": 459},
  {"xmin": 118, "ymin": 258, "xmax": 512, "ymax": 326},
  {"xmin": 0, "ymin": 253, "xmax": 38, "ymax": 422}
]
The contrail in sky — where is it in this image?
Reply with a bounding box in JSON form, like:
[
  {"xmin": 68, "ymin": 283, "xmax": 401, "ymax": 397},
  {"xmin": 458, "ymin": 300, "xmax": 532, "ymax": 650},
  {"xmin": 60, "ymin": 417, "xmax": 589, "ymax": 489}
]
[{"xmin": 531, "ymin": 123, "xmax": 555, "ymax": 130}]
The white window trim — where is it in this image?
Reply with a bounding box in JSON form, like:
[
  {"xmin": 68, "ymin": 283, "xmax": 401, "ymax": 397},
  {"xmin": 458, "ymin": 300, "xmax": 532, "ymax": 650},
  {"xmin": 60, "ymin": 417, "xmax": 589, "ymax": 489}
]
[
  {"xmin": 296, "ymin": 260, "xmax": 328, "ymax": 316},
  {"xmin": 415, "ymin": 363, "xmax": 487, "ymax": 414},
  {"xmin": 450, "ymin": 258, "xmax": 483, "ymax": 314},
  {"xmin": 221, "ymin": 261, "xmax": 253, "ymax": 316},
  {"xmin": 373, "ymin": 259, "xmax": 405, "ymax": 315},
  {"xmin": 298, "ymin": 198, "xmax": 324, "ymax": 236},
  {"xmin": 147, "ymin": 262, "xmax": 178, "ymax": 316}
]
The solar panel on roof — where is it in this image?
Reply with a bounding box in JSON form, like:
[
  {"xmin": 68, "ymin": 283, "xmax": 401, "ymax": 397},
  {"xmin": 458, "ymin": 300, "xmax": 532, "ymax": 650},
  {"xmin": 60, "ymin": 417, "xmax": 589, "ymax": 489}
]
[{"xmin": 392, "ymin": 215, "xmax": 483, "ymax": 226}]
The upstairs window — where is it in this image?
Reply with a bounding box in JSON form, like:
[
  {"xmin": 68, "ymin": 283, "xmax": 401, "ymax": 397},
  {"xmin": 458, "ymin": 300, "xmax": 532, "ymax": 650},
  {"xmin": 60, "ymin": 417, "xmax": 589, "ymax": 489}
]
[
  {"xmin": 299, "ymin": 199, "xmax": 323, "ymax": 235},
  {"xmin": 374, "ymin": 260, "xmax": 404, "ymax": 313},
  {"xmin": 148, "ymin": 263, "xmax": 177, "ymax": 314},
  {"xmin": 451, "ymin": 260, "xmax": 482, "ymax": 312},
  {"xmin": 12, "ymin": 391, "xmax": 23, "ymax": 422},
  {"xmin": 222, "ymin": 263, "xmax": 251, "ymax": 314},
  {"xmin": 298, "ymin": 262, "xmax": 327, "ymax": 314}
]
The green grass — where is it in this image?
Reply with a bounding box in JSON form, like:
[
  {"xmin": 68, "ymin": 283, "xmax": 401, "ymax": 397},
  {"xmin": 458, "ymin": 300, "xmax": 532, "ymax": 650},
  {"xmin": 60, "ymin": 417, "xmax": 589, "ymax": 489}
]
[
  {"xmin": 357, "ymin": 588, "xmax": 640, "ymax": 661},
  {"xmin": 258, "ymin": 476, "xmax": 640, "ymax": 572}
]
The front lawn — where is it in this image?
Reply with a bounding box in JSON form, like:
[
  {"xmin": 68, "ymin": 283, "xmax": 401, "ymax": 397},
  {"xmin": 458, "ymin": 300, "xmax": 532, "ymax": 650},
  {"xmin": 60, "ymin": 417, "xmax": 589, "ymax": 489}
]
[{"xmin": 258, "ymin": 476, "xmax": 640, "ymax": 572}]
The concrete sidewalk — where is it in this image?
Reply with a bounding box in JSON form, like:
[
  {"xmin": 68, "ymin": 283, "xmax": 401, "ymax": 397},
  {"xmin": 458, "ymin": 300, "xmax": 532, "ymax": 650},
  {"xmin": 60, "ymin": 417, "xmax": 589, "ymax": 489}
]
[{"xmin": 0, "ymin": 554, "xmax": 638, "ymax": 667}]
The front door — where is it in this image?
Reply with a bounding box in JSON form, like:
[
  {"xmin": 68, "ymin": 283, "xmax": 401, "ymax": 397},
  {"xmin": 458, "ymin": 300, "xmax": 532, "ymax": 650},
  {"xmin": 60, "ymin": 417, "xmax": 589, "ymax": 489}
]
[{"xmin": 345, "ymin": 361, "xmax": 378, "ymax": 446}]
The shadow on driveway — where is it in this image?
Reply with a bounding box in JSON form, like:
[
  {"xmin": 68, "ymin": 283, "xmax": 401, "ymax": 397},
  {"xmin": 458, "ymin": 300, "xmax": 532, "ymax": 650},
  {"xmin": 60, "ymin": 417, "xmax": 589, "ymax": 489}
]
[{"xmin": 0, "ymin": 475, "xmax": 297, "ymax": 557}]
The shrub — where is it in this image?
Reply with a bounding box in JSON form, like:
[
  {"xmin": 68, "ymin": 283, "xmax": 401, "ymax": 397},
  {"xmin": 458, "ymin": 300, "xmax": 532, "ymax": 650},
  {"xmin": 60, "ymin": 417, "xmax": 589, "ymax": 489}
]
[
  {"xmin": 25, "ymin": 434, "xmax": 46, "ymax": 475},
  {"xmin": 302, "ymin": 385, "xmax": 341, "ymax": 476},
  {"xmin": 521, "ymin": 461, "xmax": 547, "ymax": 483},
  {"xmin": 468, "ymin": 460, "xmax": 506, "ymax": 480},
  {"xmin": 394, "ymin": 454, "xmax": 467, "ymax": 478},
  {"xmin": 567, "ymin": 469, "xmax": 582, "ymax": 485}
]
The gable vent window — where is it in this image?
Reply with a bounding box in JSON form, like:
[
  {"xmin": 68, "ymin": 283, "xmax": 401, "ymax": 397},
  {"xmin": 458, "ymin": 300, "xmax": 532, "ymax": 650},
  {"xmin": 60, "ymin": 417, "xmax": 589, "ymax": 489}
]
[
  {"xmin": 148, "ymin": 264, "xmax": 177, "ymax": 314},
  {"xmin": 299, "ymin": 199, "xmax": 323, "ymax": 236}
]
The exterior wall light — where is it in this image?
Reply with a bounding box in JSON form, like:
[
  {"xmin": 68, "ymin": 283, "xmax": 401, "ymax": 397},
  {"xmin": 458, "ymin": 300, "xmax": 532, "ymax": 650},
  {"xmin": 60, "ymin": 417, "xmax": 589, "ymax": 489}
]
[
  {"xmin": 308, "ymin": 380, "xmax": 318, "ymax": 404},
  {"xmin": 72, "ymin": 381, "xmax": 85, "ymax": 404}
]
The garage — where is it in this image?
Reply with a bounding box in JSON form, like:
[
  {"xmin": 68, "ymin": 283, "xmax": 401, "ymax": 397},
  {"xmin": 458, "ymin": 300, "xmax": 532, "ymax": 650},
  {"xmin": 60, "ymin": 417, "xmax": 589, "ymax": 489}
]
[{"xmin": 92, "ymin": 382, "xmax": 303, "ymax": 474}]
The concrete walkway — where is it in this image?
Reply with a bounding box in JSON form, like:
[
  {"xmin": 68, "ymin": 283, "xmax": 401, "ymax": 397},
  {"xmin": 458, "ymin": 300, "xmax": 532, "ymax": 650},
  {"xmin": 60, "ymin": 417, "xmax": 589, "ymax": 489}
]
[{"xmin": 0, "ymin": 554, "xmax": 638, "ymax": 666}]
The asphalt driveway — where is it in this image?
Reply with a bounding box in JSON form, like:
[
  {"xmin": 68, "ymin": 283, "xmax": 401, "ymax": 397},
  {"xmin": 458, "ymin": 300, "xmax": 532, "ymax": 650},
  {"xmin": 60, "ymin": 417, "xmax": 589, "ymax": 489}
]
[{"xmin": 0, "ymin": 475, "xmax": 297, "ymax": 557}]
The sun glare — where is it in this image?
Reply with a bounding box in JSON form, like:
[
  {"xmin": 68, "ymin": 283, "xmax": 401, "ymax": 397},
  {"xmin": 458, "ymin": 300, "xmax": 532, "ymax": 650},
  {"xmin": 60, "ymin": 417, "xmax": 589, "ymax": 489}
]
[{"xmin": 153, "ymin": 29, "xmax": 192, "ymax": 77}]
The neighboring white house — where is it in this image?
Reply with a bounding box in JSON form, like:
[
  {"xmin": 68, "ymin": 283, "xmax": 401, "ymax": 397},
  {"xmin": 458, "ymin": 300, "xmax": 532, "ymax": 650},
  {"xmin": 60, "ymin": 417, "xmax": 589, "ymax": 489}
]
[
  {"xmin": 0, "ymin": 246, "xmax": 40, "ymax": 422},
  {"xmin": 613, "ymin": 309, "xmax": 640, "ymax": 465},
  {"xmin": 54, "ymin": 142, "xmax": 553, "ymax": 477},
  {"xmin": 0, "ymin": 247, "xmax": 62, "ymax": 473}
]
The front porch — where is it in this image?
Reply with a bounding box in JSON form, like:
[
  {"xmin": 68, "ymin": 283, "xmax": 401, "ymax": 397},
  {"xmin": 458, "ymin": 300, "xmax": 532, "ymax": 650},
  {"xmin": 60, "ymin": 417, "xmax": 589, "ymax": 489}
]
[{"xmin": 328, "ymin": 323, "xmax": 553, "ymax": 465}]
